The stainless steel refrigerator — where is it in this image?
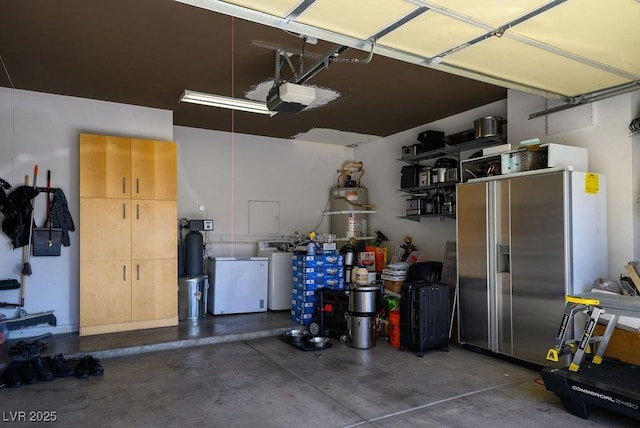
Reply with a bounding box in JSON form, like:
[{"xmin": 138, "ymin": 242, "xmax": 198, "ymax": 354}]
[{"xmin": 457, "ymin": 169, "xmax": 607, "ymax": 365}]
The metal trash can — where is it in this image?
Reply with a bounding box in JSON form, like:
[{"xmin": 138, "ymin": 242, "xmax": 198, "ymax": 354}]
[{"xmin": 178, "ymin": 275, "xmax": 208, "ymax": 320}]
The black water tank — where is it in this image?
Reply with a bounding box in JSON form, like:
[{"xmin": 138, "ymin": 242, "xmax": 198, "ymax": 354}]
[
  {"xmin": 177, "ymin": 243, "xmax": 186, "ymax": 278},
  {"xmin": 185, "ymin": 231, "xmax": 204, "ymax": 276}
]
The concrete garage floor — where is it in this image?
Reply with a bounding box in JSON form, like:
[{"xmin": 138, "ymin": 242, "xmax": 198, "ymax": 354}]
[{"xmin": 0, "ymin": 312, "xmax": 637, "ymax": 427}]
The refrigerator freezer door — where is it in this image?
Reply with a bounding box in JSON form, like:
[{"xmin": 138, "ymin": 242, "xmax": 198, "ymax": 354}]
[
  {"xmin": 509, "ymin": 172, "xmax": 567, "ymax": 364},
  {"xmin": 495, "ymin": 179, "xmax": 512, "ymax": 356},
  {"xmin": 208, "ymin": 258, "xmax": 268, "ymax": 315},
  {"xmin": 457, "ymin": 181, "xmax": 490, "ymax": 349}
]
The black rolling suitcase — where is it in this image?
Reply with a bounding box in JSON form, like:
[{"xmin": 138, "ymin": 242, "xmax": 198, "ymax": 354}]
[
  {"xmin": 400, "ymin": 280, "xmax": 451, "ymax": 357},
  {"xmin": 399, "ymin": 281, "xmax": 417, "ymax": 351},
  {"xmin": 406, "ymin": 261, "xmax": 443, "ymax": 283}
]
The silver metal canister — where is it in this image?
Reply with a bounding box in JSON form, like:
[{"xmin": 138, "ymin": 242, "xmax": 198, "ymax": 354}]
[
  {"xmin": 348, "ymin": 285, "xmax": 379, "ymax": 313},
  {"xmin": 345, "ymin": 312, "xmax": 376, "ymax": 349}
]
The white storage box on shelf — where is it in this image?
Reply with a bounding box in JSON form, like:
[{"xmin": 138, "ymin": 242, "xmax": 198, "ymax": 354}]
[
  {"xmin": 461, "ymin": 143, "xmax": 588, "ymax": 183},
  {"xmin": 501, "ymin": 143, "xmax": 587, "ymax": 175}
]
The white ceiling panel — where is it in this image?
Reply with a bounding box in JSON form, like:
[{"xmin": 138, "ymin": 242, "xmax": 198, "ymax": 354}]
[
  {"xmin": 510, "ymin": 0, "xmax": 640, "ymax": 78},
  {"xmin": 378, "ymin": 10, "xmax": 485, "ymax": 58},
  {"xmin": 420, "ymin": 0, "xmax": 554, "ymax": 27},
  {"xmin": 445, "ymin": 36, "xmax": 630, "ymax": 96},
  {"xmin": 296, "ymin": 0, "xmax": 417, "ymax": 39}
]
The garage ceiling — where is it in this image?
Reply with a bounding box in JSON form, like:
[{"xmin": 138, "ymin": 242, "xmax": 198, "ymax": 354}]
[
  {"xmin": 184, "ymin": 0, "xmax": 640, "ymax": 99},
  {"xmin": 1, "ymin": 1, "xmax": 638, "ymax": 143}
]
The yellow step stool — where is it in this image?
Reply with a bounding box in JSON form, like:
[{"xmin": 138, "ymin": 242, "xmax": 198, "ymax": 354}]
[{"xmin": 546, "ymin": 292, "xmax": 640, "ymax": 372}]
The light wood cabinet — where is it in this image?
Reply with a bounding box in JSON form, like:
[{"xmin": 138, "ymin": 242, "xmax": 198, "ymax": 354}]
[
  {"xmin": 79, "ymin": 134, "xmax": 131, "ymax": 199},
  {"xmin": 130, "ymin": 139, "xmax": 177, "ymax": 200},
  {"xmin": 131, "ymin": 200, "xmax": 177, "ymax": 260},
  {"xmin": 80, "ymin": 260, "xmax": 132, "ymax": 327},
  {"xmin": 79, "ymin": 133, "xmax": 177, "ymax": 336},
  {"xmin": 132, "ymin": 260, "xmax": 177, "ymax": 322},
  {"xmin": 79, "ymin": 198, "xmax": 131, "ymax": 261}
]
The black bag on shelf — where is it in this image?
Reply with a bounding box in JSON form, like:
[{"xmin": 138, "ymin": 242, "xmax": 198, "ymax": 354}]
[{"xmin": 417, "ymin": 130, "xmax": 445, "ymax": 152}]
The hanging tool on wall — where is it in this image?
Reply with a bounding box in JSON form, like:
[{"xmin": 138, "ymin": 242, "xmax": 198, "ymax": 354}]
[
  {"xmin": 45, "ymin": 170, "xmax": 51, "ymax": 245},
  {"xmin": 21, "ymin": 165, "xmax": 38, "ymax": 276}
]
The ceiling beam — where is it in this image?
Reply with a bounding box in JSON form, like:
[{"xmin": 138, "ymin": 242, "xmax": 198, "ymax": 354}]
[
  {"xmin": 528, "ymin": 80, "xmax": 640, "ymax": 119},
  {"xmin": 369, "ymin": 6, "xmax": 430, "ymax": 41},
  {"xmin": 285, "ymin": 0, "xmax": 317, "ymax": 21}
]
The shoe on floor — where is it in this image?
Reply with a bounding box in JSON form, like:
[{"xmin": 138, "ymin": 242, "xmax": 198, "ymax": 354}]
[
  {"xmin": 17, "ymin": 362, "xmax": 39, "ymax": 385},
  {"xmin": 86, "ymin": 356, "xmax": 104, "ymax": 376},
  {"xmin": 31, "ymin": 356, "xmax": 55, "ymax": 382},
  {"xmin": 9, "ymin": 340, "xmax": 28, "ymax": 355},
  {"xmin": 72, "ymin": 357, "xmax": 90, "ymax": 379},
  {"xmin": 2, "ymin": 362, "xmax": 24, "ymax": 388},
  {"xmin": 9, "ymin": 340, "xmax": 47, "ymax": 358},
  {"xmin": 46, "ymin": 354, "xmax": 74, "ymax": 377}
]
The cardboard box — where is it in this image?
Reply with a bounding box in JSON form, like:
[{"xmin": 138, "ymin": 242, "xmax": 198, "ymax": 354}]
[
  {"xmin": 384, "ymin": 280, "xmax": 404, "ymax": 294},
  {"xmin": 358, "ymin": 251, "xmax": 376, "ymax": 271},
  {"xmin": 594, "ymin": 324, "xmax": 640, "ymax": 366},
  {"xmin": 365, "ymin": 246, "xmax": 388, "ymax": 272}
]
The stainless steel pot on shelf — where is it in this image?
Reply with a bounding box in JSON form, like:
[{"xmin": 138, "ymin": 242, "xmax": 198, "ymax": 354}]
[{"xmin": 474, "ymin": 116, "xmax": 503, "ymax": 139}]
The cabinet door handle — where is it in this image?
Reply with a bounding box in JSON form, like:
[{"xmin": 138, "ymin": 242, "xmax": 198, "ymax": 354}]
[
  {"xmin": 122, "ymin": 203, "xmax": 126, "ymax": 219},
  {"xmin": 136, "ymin": 264, "xmax": 140, "ymax": 280},
  {"xmin": 136, "ymin": 178, "xmax": 139, "ymax": 194},
  {"xmin": 122, "ymin": 177, "xmax": 126, "ymax": 194},
  {"xmin": 136, "ymin": 204, "xmax": 140, "ymax": 220},
  {"xmin": 123, "ymin": 265, "xmax": 126, "ymax": 281}
]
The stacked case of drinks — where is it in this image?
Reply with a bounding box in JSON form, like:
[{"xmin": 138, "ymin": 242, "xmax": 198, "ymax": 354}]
[{"xmin": 291, "ymin": 254, "xmax": 344, "ymax": 326}]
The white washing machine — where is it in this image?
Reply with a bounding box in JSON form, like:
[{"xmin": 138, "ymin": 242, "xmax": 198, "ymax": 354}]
[{"xmin": 258, "ymin": 241, "xmax": 294, "ymax": 311}]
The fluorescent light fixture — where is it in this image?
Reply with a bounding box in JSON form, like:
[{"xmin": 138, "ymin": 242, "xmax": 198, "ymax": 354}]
[{"xmin": 180, "ymin": 90, "xmax": 277, "ymax": 116}]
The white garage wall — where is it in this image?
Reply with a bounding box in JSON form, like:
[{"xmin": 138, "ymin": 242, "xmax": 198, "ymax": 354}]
[
  {"xmin": 0, "ymin": 87, "xmax": 173, "ymax": 336},
  {"xmin": 173, "ymin": 126, "xmax": 353, "ymax": 257}
]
